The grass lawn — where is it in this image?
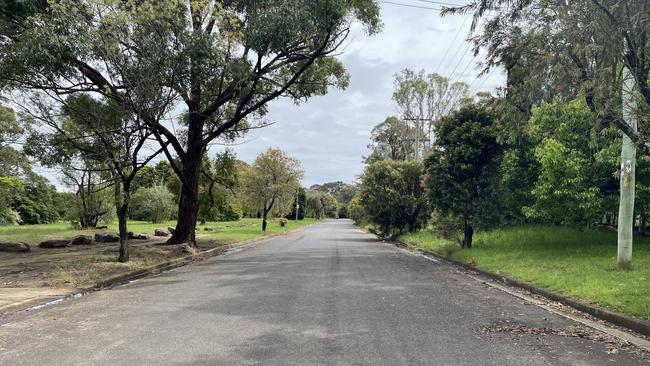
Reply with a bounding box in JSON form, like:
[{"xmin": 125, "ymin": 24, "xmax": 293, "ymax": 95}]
[
  {"xmin": 400, "ymin": 225, "xmax": 650, "ymax": 320},
  {"xmin": 0, "ymin": 218, "xmax": 317, "ymax": 289}
]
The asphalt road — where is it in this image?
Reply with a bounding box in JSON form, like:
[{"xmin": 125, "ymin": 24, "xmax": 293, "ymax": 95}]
[{"xmin": 0, "ymin": 220, "xmax": 645, "ymax": 365}]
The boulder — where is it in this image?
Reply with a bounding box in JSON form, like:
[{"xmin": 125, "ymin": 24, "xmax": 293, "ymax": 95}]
[
  {"xmin": 0, "ymin": 241, "xmax": 30, "ymax": 253},
  {"xmin": 167, "ymin": 227, "xmax": 176, "ymax": 235},
  {"xmin": 127, "ymin": 231, "xmax": 135, "ymax": 239},
  {"xmin": 70, "ymin": 235, "xmax": 93, "ymax": 245},
  {"xmin": 133, "ymin": 233, "xmax": 150, "ymax": 240},
  {"xmin": 154, "ymin": 229, "xmax": 169, "ymax": 237},
  {"xmin": 204, "ymin": 227, "xmax": 215, "ymax": 232},
  {"xmin": 94, "ymin": 233, "xmax": 120, "ymax": 243},
  {"xmin": 39, "ymin": 239, "xmax": 69, "ymax": 249}
]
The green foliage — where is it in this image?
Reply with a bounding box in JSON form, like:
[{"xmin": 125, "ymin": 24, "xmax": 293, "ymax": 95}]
[
  {"xmin": 358, "ymin": 160, "xmax": 427, "ymax": 236},
  {"xmin": 0, "ymin": 177, "xmax": 25, "ymax": 225},
  {"xmin": 129, "ymin": 186, "xmax": 176, "ymax": 223},
  {"xmin": 524, "ymin": 139, "xmax": 602, "ymax": 224},
  {"xmin": 320, "ymin": 192, "xmax": 339, "ymax": 219},
  {"xmin": 365, "ymin": 116, "xmax": 414, "ymax": 163},
  {"xmin": 132, "ymin": 161, "xmax": 174, "ymax": 192},
  {"xmin": 12, "ymin": 174, "xmax": 60, "ymax": 225},
  {"xmin": 305, "ymin": 190, "xmax": 325, "ymax": 219},
  {"xmin": 288, "ymin": 187, "xmax": 307, "ymax": 220},
  {"xmin": 222, "ymin": 202, "xmax": 243, "ymax": 222},
  {"xmin": 524, "ymin": 98, "xmax": 614, "ymax": 225},
  {"xmin": 347, "ymin": 195, "xmax": 368, "ymax": 226},
  {"xmin": 425, "ymin": 103, "xmax": 502, "ymax": 247},
  {"xmin": 243, "ymin": 148, "xmax": 303, "ymax": 220},
  {"xmin": 64, "ymin": 184, "xmax": 114, "ymax": 228}
]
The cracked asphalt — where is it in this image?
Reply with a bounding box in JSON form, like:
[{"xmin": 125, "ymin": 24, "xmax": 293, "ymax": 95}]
[{"xmin": 0, "ymin": 220, "xmax": 645, "ymax": 365}]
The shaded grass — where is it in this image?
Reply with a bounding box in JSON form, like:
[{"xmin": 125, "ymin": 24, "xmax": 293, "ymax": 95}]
[
  {"xmin": 0, "ymin": 218, "xmax": 317, "ymax": 288},
  {"xmin": 400, "ymin": 225, "xmax": 650, "ymax": 320}
]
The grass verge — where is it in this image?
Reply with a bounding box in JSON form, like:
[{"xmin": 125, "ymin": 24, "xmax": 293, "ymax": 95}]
[
  {"xmin": 0, "ymin": 218, "xmax": 316, "ymax": 289},
  {"xmin": 400, "ymin": 225, "xmax": 650, "ymax": 320}
]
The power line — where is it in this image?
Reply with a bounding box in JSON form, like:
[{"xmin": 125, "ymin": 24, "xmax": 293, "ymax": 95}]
[
  {"xmin": 379, "ymin": 1, "xmax": 442, "ymax": 11},
  {"xmin": 434, "ymin": 14, "xmax": 471, "ymax": 76},
  {"xmin": 413, "ymin": 0, "xmax": 465, "ymax": 6}
]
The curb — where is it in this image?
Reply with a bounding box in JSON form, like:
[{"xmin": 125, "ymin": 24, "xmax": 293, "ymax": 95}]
[
  {"xmin": 86, "ymin": 226, "xmax": 308, "ymax": 291},
  {"xmin": 391, "ymin": 238, "xmax": 650, "ymax": 338},
  {"xmin": 2, "ymin": 226, "xmax": 309, "ymax": 318}
]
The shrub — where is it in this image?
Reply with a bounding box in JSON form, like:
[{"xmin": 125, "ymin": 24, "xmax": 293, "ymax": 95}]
[
  {"xmin": 129, "ymin": 185, "xmax": 176, "ymax": 223},
  {"xmin": 278, "ymin": 218, "xmax": 288, "ymax": 227},
  {"xmin": 222, "ymin": 202, "xmax": 243, "ymax": 222},
  {"xmin": 348, "ymin": 195, "xmax": 368, "ymax": 226},
  {"xmin": 358, "ymin": 160, "xmax": 428, "ymax": 236}
]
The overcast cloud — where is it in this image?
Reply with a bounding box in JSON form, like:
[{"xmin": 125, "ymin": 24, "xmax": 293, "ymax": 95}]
[{"xmin": 216, "ymin": 3, "xmax": 506, "ymax": 187}]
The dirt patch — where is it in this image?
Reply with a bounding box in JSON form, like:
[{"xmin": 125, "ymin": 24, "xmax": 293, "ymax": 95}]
[{"xmin": 0, "ymin": 239, "xmax": 227, "ymax": 289}]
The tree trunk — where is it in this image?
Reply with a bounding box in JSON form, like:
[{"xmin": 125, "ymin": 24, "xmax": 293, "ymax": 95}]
[
  {"xmin": 618, "ymin": 65, "xmax": 637, "ymax": 271},
  {"xmin": 168, "ymin": 156, "xmax": 201, "ymax": 244},
  {"xmin": 262, "ymin": 199, "xmax": 275, "ymax": 232},
  {"xmin": 463, "ymin": 221, "xmax": 474, "ymax": 249},
  {"xmin": 114, "ymin": 175, "xmax": 131, "ymax": 263},
  {"xmin": 117, "ymin": 203, "xmax": 129, "ymax": 263},
  {"xmin": 262, "ymin": 202, "xmax": 268, "ymax": 232},
  {"xmin": 168, "ymin": 111, "xmax": 204, "ymax": 245}
]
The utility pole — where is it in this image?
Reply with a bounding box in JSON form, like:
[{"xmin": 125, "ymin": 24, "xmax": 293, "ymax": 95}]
[
  {"xmin": 295, "ymin": 187, "xmax": 300, "ymax": 221},
  {"xmin": 618, "ymin": 64, "xmax": 638, "ymax": 270},
  {"xmin": 404, "ymin": 118, "xmax": 432, "ymax": 161}
]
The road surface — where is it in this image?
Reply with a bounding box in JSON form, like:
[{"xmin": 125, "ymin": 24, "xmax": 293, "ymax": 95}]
[{"xmin": 0, "ymin": 220, "xmax": 645, "ymax": 365}]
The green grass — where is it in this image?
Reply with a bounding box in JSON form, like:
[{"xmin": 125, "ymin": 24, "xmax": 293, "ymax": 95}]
[
  {"xmin": 0, "ymin": 218, "xmax": 317, "ymax": 245},
  {"xmin": 400, "ymin": 225, "xmax": 650, "ymax": 320}
]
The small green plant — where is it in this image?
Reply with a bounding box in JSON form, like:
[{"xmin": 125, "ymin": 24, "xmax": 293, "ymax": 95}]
[{"xmin": 278, "ymin": 218, "xmax": 288, "ymax": 227}]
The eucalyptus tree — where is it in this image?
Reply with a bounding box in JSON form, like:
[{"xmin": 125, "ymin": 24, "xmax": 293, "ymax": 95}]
[
  {"xmin": 365, "ymin": 116, "xmax": 415, "ymax": 163},
  {"xmin": 392, "ymin": 69, "xmax": 469, "ymax": 159},
  {"xmin": 24, "ymin": 95, "xmax": 162, "ymax": 262},
  {"xmin": 243, "ymin": 148, "xmax": 303, "ymax": 231},
  {"xmin": 0, "ymin": 0, "xmax": 382, "ymax": 244}
]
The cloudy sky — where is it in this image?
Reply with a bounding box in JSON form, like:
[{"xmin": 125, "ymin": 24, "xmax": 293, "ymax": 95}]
[
  {"xmin": 33, "ymin": 1, "xmax": 506, "ymax": 190},
  {"xmin": 215, "ymin": 1, "xmax": 506, "ymax": 187}
]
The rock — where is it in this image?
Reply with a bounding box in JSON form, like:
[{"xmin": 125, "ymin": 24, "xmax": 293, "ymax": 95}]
[
  {"xmin": 39, "ymin": 239, "xmax": 69, "ymax": 249},
  {"xmin": 94, "ymin": 233, "xmax": 119, "ymax": 243},
  {"xmin": 0, "ymin": 241, "xmax": 30, "ymax": 253},
  {"xmin": 136, "ymin": 233, "xmax": 150, "ymax": 240},
  {"xmin": 71, "ymin": 235, "xmax": 93, "ymax": 245},
  {"xmin": 154, "ymin": 229, "xmax": 169, "ymax": 237},
  {"xmin": 168, "ymin": 227, "xmax": 176, "ymax": 235},
  {"xmin": 127, "ymin": 232, "xmax": 135, "ymax": 239},
  {"xmin": 204, "ymin": 227, "xmax": 215, "ymax": 232}
]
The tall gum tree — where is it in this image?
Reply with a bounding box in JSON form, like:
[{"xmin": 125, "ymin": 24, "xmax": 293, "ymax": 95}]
[{"xmin": 0, "ymin": 0, "xmax": 381, "ymax": 244}]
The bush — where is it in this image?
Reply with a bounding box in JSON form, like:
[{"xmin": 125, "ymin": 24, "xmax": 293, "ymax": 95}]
[
  {"xmin": 278, "ymin": 218, "xmax": 288, "ymax": 227},
  {"xmin": 358, "ymin": 160, "xmax": 428, "ymax": 236},
  {"xmin": 222, "ymin": 202, "xmax": 242, "ymax": 222},
  {"xmin": 129, "ymin": 185, "xmax": 176, "ymax": 223},
  {"xmin": 348, "ymin": 195, "xmax": 368, "ymax": 226}
]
